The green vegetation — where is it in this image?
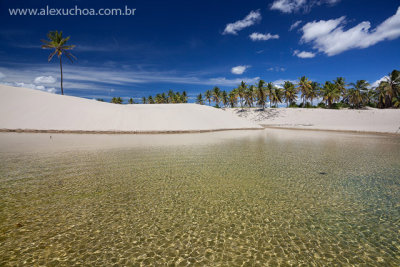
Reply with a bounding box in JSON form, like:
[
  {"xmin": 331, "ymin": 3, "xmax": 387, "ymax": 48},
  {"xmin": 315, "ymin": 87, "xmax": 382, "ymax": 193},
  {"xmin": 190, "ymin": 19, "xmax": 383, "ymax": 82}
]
[
  {"xmin": 102, "ymin": 70, "xmax": 400, "ymax": 108},
  {"xmin": 141, "ymin": 90, "xmax": 188, "ymax": 104},
  {"xmin": 41, "ymin": 31, "xmax": 76, "ymax": 95},
  {"xmin": 196, "ymin": 69, "xmax": 399, "ymax": 109},
  {"xmin": 111, "ymin": 97, "xmax": 123, "ymax": 104}
]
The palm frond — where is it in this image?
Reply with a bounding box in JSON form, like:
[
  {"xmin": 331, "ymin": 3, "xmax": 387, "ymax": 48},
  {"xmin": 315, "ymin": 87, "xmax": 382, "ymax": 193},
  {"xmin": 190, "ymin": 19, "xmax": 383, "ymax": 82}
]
[
  {"xmin": 48, "ymin": 50, "xmax": 57, "ymax": 62},
  {"xmin": 64, "ymin": 51, "xmax": 76, "ymax": 63}
]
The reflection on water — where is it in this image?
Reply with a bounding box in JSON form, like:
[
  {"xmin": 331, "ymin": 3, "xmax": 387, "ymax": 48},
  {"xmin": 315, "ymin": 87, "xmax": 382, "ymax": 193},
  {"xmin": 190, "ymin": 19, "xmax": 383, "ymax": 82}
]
[{"xmin": 0, "ymin": 129, "xmax": 399, "ymax": 266}]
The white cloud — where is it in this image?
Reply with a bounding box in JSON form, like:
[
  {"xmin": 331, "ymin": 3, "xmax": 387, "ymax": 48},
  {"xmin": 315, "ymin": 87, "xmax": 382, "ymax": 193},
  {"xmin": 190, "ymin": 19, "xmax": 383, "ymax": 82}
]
[
  {"xmin": 271, "ymin": 0, "xmax": 305, "ymax": 13},
  {"xmin": 5, "ymin": 81, "xmax": 57, "ymax": 94},
  {"xmin": 34, "ymin": 75, "xmax": 56, "ymax": 84},
  {"xmin": 301, "ymin": 16, "xmax": 345, "ymax": 42},
  {"xmin": 223, "ymin": 10, "xmax": 261, "ymax": 35},
  {"xmin": 273, "ymin": 79, "xmax": 297, "ymax": 88},
  {"xmin": 231, "ymin": 65, "xmax": 250, "ymax": 75},
  {"xmin": 300, "ymin": 7, "xmax": 400, "ymax": 56},
  {"xmin": 249, "ymin": 32, "xmax": 279, "ymax": 41},
  {"xmin": 46, "ymin": 87, "xmax": 56, "ymax": 93},
  {"xmin": 270, "ymin": 0, "xmax": 340, "ymax": 13},
  {"xmin": 0, "ymin": 72, "xmax": 5, "ymax": 79},
  {"xmin": 0, "ymin": 64, "xmax": 260, "ymax": 91},
  {"xmin": 293, "ymin": 50, "xmax": 316, "ymax": 58},
  {"xmin": 371, "ymin": 76, "xmax": 388, "ymax": 88},
  {"xmin": 289, "ymin": 20, "xmax": 302, "ymax": 31}
]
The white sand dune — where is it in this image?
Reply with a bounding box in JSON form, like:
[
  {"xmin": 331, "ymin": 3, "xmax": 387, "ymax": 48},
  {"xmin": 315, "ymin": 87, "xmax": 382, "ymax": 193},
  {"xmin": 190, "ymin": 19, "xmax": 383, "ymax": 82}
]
[
  {"xmin": 0, "ymin": 85, "xmax": 261, "ymax": 133},
  {"xmin": 226, "ymin": 108, "xmax": 400, "ymax": 134}
]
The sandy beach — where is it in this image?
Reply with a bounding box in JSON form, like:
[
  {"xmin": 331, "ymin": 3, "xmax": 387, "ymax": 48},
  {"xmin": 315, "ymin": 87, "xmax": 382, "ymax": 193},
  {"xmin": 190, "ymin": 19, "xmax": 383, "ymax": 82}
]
[
  {"xmin": 1, "ymin": 85, "xmax": 399, "ymax": 135},
  {"xmin": 226, "ymin": 107, "xmax": 400, "ymax": 135},
  {"xmin": 0, "ymin": 85, "xmax": 261, "ymax": 133}
]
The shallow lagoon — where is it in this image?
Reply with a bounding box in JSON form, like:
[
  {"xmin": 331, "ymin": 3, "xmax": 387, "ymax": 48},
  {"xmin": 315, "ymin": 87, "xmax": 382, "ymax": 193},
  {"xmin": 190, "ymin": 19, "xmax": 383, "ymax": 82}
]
[{"xmin": 0, "ymin": 129, "xmax": 399, "ymax": 266}]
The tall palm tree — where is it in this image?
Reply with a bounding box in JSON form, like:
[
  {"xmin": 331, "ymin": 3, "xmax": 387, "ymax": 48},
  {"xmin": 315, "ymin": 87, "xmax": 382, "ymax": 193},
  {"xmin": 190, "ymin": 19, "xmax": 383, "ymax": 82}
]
[
  {"xmin": 221, "ymin": 90, "xmax": 229, "ymax": 108},
  {"xmin": 196, "ymin": 93, "xmax": 204, "ymax": 104},
  {"xmin": 271, "ymin": 87, "xmax": 283, "ymax": 107},
  {"xmin": 375, "ymin": 82, "xmax": 387, "ymax": 108},
  {"xmin": 155, "ymin": 94, "xmax": 162, "ymax": 104},
  {"xmin": 297, "ymin": 76, "xmax": 312, "ymax": 106},
  {"xmin": 160, "ymin": 93, "xmax": 166, "ymax": 103},
  {"xmin": 128, "ymin": 98, "xmax": 134, "ymax": 104},
  {"xmin": 167, "ymin": 90, "xmax": 175, "ymax": 103},
  {"xmin": 175, "ymin": 92, "xmax": 182, "ymax": 103},
  {"xmin": 245, "ymin": 85, "xmax": 256, "ymax": 108},
  {"xmin": 321, "ymin": 81, "xmax": 340, "ymax": 108},
  {"xmin": 265, "ymin": 82, "xmax": 275, "ymax": 108},
  {"xmin": 256, "ymin": 80, "xmax": 267, "ymax": 109},
  {"xmin": 380, "ymin": 69, "xmax": 400, "ymax": 108},
  {"xmin": 347, "ymin": 88, "xmax": 363, "ymax": 108},
  {"xmin": 348, "ymin": 80, "xmax": 369, "ymax": 108},
  {"xmin": 182, "ymin": 91, "xmax": 188, "ymax": 103},
  {"xmin": 142, "ymin": 97, "xmax": 147, "ymax": 104},
  {"xmin": 41, "ymin": 30, "xmax": 76, "ymax": 95},
  {"xmin": 148, "ymin": 95, "xmax": 154, "ymax": 104},
  {"xmin": 228, "ymin": 89, "xmax": 238, "ymax": 108},
  {"xmin": 283, "ymin": 81, "xmax": 297, "ymax": 107},
  {"xmin": 238, "ymin": 81, "xmax": 247, "ymax": 109},
  {"xmin": 205, "ymin": 90, "xmax": 212, "ymax": 106},
  {"xmin": 212, "ymin": 86, "xmax": 221, "ymax": 107},
  {"xmin": 365, "ymin": 89, "xmax": 376, "ymax": 107},
  {"xmin": 309, "ymin": 81, "xmax": 320, "ymax": 106},
  {"xmin": 334, "ymin": 77, "xmax": 347, "ymax": 100}
]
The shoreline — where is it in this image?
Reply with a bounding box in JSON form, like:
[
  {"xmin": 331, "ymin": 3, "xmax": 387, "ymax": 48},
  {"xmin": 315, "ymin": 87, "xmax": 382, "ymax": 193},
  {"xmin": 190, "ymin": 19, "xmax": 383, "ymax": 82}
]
[
  {"xmin": 0, "ymin": 127, "xmax": 263, "ymax": 135},
  {"xmin": 260, "ymin": 125, "xmax": 400, "ymax": 136},
  {"xmin": 1, "ymin": 125, "xmax": 399, "ymax": 136}
]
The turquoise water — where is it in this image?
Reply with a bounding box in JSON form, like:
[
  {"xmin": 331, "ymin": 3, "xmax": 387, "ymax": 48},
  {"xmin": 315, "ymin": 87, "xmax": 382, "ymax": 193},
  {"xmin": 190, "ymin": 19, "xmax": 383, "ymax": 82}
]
[{"xmin": 0, "ymin": 130, "xmax": 399, "ymax": 266}]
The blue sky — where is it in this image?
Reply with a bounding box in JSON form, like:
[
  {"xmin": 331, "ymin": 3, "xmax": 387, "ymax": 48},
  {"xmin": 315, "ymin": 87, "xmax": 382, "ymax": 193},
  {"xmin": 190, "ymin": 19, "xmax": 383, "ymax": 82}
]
[{"xmin": 0, "ymin": 0, "xmax": 399, "ymax": 102}]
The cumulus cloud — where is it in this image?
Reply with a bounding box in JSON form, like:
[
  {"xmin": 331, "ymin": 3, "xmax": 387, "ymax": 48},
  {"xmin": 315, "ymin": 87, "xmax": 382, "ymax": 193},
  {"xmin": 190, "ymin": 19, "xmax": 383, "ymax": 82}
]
[
  {"xmin": 300, "ymin": 7, "xmax": 400, "ymax": 56},
  {"xmin": 231, "ymin": 65, "xmax": 250, "ymax": 75},
  {"xmin": 271, "ymin": 0, "xmax": 340, "ymax": 14},
  {"xmin": 34, "ymin": 75, "xmax": 56, "ymax": 84},
  {"xmin": 289, "ymin": 20, "xmax": 302, "ymax": 31},
  {"xmin": 249, "ymin": 32, "xmax": 279, "ymax": 41},
  {"xmin": 0, "ymin": 72, "xmax": 5, "ymax": 79},
  {"xmin": 371, "ymin": 76, "xmax": 388, "ymax": 88},
  {"xmin": 223, "ymin": 10, "xmax": 261, "ymax": 35},
  {"xmin": 293, "ymin": 50, "xmax": 316, "ymax": 58},
  {"xmin": 273, "ymin": 79, "xmax": 297, "ymax": 88}
]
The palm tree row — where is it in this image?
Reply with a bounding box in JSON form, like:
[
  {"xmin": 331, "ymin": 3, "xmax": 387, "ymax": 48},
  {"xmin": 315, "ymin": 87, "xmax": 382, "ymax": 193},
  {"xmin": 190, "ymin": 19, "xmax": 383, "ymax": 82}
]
[
  {"xmin": 196, "ymin": 69, "xmax": 400, "ymax": 109},
  {"xmin": 142, "ymin": 90, "xmax": 188, "ymax": 104}
]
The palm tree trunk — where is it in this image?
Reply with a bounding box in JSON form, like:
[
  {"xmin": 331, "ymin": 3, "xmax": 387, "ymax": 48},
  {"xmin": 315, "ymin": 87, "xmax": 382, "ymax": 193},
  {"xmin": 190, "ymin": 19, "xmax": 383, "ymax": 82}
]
[{"xmin": 59, "ymin": 56, "xmax": 64, "ymax": 95}]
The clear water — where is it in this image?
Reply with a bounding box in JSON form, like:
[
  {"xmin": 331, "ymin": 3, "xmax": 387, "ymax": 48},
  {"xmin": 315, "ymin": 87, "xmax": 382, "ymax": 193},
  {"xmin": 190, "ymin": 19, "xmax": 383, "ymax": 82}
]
[{"xmin": 0, "ymin": 130, "xmax": 399, "ymax": 266}]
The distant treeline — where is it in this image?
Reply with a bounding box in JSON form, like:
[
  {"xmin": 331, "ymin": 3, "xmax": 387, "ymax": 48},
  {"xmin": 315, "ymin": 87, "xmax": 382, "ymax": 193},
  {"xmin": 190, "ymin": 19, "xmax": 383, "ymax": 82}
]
[
  {"xmin": 102, "ymin": 69, "xmax": 399, "ymax": 109},
  {"xmin": 196, "ymin": 69, "xmax": 399, "ymax": 109},
  {"xmin": 99, "ymin": 90, "xmax": 188, "ymax": 105}
]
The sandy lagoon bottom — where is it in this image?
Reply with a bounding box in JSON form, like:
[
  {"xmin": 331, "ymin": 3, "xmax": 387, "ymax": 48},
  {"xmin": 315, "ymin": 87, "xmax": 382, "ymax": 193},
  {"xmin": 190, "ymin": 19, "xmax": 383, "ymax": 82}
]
[{"xmin": 0, "ymin": 129, "xmax": 399, "ymax": 266}]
